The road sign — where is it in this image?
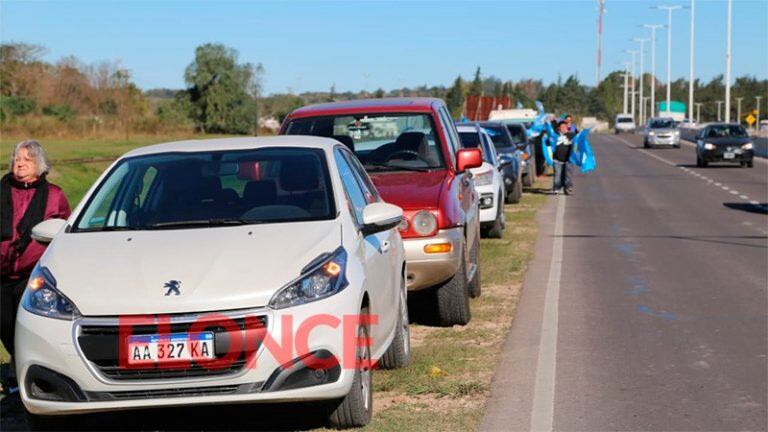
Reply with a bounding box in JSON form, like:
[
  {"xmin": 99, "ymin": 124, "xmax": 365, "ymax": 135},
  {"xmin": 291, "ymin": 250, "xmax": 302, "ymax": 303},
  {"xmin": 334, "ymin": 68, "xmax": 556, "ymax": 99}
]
[{"xmin": 746, "ymin": 114, "xmax": 756, "ymax": 126}]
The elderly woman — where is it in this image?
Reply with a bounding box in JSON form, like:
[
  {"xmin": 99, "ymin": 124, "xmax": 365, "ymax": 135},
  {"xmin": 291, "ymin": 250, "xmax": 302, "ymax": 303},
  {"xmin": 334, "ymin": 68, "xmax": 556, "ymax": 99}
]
[{"xmin": 1, "ymin": 140, "xmax": 70, "ymax": 357}]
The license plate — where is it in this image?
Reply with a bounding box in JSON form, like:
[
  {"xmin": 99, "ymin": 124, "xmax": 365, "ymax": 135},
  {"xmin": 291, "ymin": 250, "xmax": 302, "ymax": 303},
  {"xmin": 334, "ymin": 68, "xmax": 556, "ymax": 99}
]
[
  {"xmin": 127, "ymin": 332, "xmax": 214, "ymax": 364},
  {"xmin": 724, "ymin": 152, "xmax": 735, "ymax": 159}
]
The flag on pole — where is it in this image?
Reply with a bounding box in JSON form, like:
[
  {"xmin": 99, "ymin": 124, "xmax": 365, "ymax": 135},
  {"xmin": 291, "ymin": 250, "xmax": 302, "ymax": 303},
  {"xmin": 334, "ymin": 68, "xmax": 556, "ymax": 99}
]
[{"xmin": 568, "ymin": 128, "xmax": 597, "ymax": 173}]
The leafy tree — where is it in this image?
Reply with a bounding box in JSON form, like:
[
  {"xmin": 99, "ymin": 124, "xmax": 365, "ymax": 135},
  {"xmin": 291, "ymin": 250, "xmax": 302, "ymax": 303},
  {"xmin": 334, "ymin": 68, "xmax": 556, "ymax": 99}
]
[
  {"xmin": 374, "ymin": 88, "xmax": 385, "ymax": 98},
  {"xmin": 445, "ymin": 75, "xmax": 466, "ymax": 119},
  {"xmin": 468, "ymin": 67, "xmax": 483, "ymax": 96},
  {"xmin": 184, "ymin": 43, "xmax": 263, "ymax": 134}
]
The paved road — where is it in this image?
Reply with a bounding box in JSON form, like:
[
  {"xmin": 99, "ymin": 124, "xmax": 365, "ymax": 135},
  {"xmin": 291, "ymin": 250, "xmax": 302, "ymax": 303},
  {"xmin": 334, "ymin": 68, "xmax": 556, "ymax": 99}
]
[{"xmin": 483, "ymin": 133, "xmax": 768, "ymax": 431}]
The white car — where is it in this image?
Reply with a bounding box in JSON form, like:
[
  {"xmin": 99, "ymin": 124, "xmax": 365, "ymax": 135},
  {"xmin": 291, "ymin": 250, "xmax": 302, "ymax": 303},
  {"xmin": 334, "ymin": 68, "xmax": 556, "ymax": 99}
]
[
  {"xmin": 614, "ymin": 114, "xmax": 637, "ymax": 134},
  {"xmin": 16, "ymin": 136, "xmax": 409, "ymax": 429},
  {"xmin": 456, "ymin": 124, "xmax": 506, "ymax": 238}
]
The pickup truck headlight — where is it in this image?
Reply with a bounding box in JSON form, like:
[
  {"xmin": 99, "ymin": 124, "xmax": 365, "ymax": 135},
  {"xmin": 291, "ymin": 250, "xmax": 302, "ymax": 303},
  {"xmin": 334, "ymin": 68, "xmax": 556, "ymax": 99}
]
[
  {"xmin": 21, "ymin": 265, "xmax": 81, "ymax": 320},
  {"xmin": 742, "ymin": 142, "xmax": 753, "ymax": 150},
  {"xmin": 704, "ymin": 143, "xmax": 716, "ymax": 150},
  {"xmin": 412, "ymin": 211, "xmax": 438, "ymax": 236},
  {"xmin": 473, "ymin": 169, "xmax": 494, "ymax": 186},
  {"xmin": 269, "ymin": 247, "xmax": 348, "ymax": 310}
]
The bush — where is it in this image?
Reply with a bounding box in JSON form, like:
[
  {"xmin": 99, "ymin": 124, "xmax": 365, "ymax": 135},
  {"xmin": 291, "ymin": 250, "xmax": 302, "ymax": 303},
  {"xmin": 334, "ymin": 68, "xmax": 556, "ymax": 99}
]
[
  {"xmin": 42, "ymin": 104, "xmax": 75, "ymax": 121},
  {"xmin": 0, "ymin": 96, "xmax": 36, "ymax": 121}
]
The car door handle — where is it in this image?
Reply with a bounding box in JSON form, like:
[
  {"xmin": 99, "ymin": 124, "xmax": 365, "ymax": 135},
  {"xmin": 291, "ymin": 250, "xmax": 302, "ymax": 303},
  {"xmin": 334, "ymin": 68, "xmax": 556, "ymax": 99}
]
[{"xmin": 380, "ymin": 240, "xmax": 391, "ymax": 253}]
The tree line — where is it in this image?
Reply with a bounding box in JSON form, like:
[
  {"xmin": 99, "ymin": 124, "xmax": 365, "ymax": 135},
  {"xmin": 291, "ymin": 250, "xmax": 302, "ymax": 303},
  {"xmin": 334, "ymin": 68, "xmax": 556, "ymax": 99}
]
[{"xmin": 2, "ymin": 42, "xmax": 765, "ymax": 138}]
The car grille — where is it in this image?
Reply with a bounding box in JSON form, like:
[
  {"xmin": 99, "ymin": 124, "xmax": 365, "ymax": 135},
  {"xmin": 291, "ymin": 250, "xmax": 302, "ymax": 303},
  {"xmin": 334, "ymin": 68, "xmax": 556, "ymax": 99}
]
[
  {"xmin": 85, "ymin": 381, "xmax": 265, "ymax": 401},
  {"xmin": 77, "ymin": 312, "xmax": 267, "ymax": 381}
]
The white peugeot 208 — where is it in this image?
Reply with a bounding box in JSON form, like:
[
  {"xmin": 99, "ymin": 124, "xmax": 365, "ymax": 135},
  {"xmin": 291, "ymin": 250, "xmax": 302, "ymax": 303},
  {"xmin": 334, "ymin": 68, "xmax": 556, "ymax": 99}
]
[{"xmin": 15, "ymin": 136, "xmax": 409, "ymax": 429}]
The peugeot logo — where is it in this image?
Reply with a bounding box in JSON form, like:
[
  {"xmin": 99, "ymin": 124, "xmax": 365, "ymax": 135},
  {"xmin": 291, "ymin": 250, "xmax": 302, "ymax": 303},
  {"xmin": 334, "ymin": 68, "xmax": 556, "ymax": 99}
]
[{"xmin": 164, "ymin": 280, "xmax": 182, "ymax": 296}]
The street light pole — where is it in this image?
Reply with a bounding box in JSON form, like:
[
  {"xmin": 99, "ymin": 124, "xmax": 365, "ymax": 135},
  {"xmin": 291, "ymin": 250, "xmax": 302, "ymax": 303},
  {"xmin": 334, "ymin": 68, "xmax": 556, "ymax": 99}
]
[
  {"xmin": 621, "ymin": 62, "xmax": 630, "ymax": 114},
  {"xmin": 656, "ymin": 5, "xmax": 683, "ymax": 116},
  {"xmin": 688, "ymin": 0, "xmax": 695, "ymax": 122},
  {"xmin": 642, "ymin": 24, "xmax": 665, "ymax": 118},
  {"xmin": 736, "ymin": 97, "xmax": 743, "ymax": 124},
  {"xmin": 724, "ymin": 0, "xmax": 733, "ymax": 123},
  {"xmin": 695, "ymin": 102, "xmax": 703, "ymax": 123},
  {"xmin": 625, "ymin": 50, "xmax": 639, "ymax": 122},
  {"xmin": 756, "ymin": 96, "xmax": 762, "ymax": 130},
  {"xmin": 634, "ymin": 38, "xmax": 649, "ymax": 125},
  {"xmin": 716, "ymin": 100, "xmax": 724, "ymax": 122}
]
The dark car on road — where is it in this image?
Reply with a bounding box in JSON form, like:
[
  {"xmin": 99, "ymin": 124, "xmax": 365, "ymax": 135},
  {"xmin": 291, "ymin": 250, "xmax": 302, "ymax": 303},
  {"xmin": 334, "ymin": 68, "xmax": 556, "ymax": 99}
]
[
  {"xmin": 501, "ymin": 122, "xmax": 538, "ymax": 187},
  {"xmin": 475, "ymin": 121, "xmax": 524, "ymax": 203},
  {"xmin": 695, "ymin": 123, "xmax": 755, "ymax": 168}
]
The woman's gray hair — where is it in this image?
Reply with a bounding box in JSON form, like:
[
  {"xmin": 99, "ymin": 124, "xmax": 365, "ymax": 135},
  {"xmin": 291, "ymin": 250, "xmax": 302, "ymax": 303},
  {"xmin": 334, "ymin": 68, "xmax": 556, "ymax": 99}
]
[{"xmin": 10, "ymin": 140, "xmax": 50, "ymax": 176}]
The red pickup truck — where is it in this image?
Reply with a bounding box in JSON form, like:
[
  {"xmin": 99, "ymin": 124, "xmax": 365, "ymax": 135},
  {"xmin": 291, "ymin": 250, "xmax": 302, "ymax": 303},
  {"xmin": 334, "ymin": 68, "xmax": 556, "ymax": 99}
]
[{"xmin": 281, "ymin": 98, "xmax": 483, "ymax": 326}]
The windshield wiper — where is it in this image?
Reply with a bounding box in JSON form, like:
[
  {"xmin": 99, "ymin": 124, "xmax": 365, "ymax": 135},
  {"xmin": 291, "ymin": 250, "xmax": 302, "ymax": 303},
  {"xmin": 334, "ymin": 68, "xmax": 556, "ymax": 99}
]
[
  {"xmin": 148, "ymin": 218, "xmax": 250, "ymax": 229},
  {"xmin": 364, "ymin": 162, "xmax": 432, "ymax": 172}
]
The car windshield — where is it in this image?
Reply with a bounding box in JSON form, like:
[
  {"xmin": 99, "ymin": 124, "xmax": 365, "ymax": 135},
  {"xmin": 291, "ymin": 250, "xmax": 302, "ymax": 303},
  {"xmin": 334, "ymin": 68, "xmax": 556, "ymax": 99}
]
[
  {"xmin": 480, "ymin": 125, "xmax": 512, "ymax": 149},
  {"xmin": 285, "ymin": 113, "xmax": 445, "ymax": 171},
  {"xmin": 650, "ymin": 119, "xmax": 675, "ymax": 128},
  {"xmin": 505, "ymin": 124, "xmax": 527, "ymax": 144},
  {"xmin": 458, "ymin": 131, "xmax": 494, "ymax": 164},
  {"xmin": 74, "ymin": 147, "xmax": 335, "ymax": 232},
  {"xmin": 706, "ymin": 125, "xmax": 749, "ymax": 138},
  {"xmin": 617, "ymin": 117, "xmax": 634, "ymax": 123}
]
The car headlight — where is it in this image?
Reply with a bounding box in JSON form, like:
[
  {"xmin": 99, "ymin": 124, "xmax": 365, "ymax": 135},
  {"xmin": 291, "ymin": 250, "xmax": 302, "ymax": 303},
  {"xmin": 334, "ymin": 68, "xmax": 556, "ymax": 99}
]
[
  {"xmin": 269, "ymin": 247, "xmax": 348, "ymax": 310},
  {"xmin": 673, "ymin": 130, "xmax": 680, "ymax": 135},
  {"xmin": 412, "ymin": 211, "xmax": 438, "ymax": 236},
  {"xmin": 742, "ymin": 142, "xmax": 753, "ymax": 150},
  {"xmin": 649, "ymin": 131, "xmax": 656, "ymax": 136},
  {"xmin": 704, "ymin": 143, "xmax": 716, "ymax": 150},
  {"xmin": 21, "ymin": 265, "xmax": 80, "ymax": 320},
  {"xmin": 473, "ymin": 169, "xmax": 494, "ymax": 186}
]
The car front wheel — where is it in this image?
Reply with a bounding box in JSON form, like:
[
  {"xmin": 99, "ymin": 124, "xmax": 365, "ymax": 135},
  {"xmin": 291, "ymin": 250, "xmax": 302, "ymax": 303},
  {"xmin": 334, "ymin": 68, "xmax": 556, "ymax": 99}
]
[
  {"xmin": 328, "ymin": 309, "xmax": 373, "ymax": 428},
  {"xmin": 378, "ymin": 281, "xmax": 410, "ymax": 369}
]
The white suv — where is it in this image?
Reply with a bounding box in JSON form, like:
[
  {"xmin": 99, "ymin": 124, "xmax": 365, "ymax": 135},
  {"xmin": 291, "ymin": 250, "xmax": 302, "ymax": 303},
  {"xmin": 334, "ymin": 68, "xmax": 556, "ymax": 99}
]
[
  {"xmin": 456, "ymin": 124, "xmax": 506, "ymax": 238},
  {"xmin": 614, "ymin": 114, "xmax": 637, "ymax": 134},
  {"xmin": 17, "ymin": 136, "xmax": 408, "ymax": 429}
]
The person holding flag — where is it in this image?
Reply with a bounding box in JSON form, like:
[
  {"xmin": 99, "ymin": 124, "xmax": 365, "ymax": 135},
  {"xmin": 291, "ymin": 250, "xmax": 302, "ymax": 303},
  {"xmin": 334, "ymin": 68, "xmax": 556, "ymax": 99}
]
[{"xmin": 551, "ymin": 120, "xmax": 575, "ymax": 195}]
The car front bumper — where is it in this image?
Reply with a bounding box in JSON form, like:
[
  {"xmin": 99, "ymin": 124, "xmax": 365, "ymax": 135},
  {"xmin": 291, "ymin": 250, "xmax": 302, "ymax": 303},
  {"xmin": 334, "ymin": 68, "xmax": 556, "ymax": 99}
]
[
  {"xmin": 475, "ymin": 184, "xmax": 499, "ymax": 224},
  {"xmin": 702, "ymin": 148, "xmax": 754, "ymax": 163},
  {"xmin": 16, "ymin": 288, "xmax": 363, "ymax": 415},
  {"xmin": 647, "ymin": 135, "xmax": 680, "ymax": 146},
  {"xmin": 403, "ymin": 227, "xmax": 463, "ymax": 291}
]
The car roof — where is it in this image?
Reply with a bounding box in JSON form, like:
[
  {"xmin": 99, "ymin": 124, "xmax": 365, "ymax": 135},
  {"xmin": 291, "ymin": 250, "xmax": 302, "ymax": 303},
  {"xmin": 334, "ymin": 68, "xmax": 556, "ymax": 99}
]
[
  {"xmin": 287, "ymin": 97, "xmax": 441, "ymax": 118},
  {"xmin": 121, "ymin": 136, "xmax": 341, "ymax": 158}
]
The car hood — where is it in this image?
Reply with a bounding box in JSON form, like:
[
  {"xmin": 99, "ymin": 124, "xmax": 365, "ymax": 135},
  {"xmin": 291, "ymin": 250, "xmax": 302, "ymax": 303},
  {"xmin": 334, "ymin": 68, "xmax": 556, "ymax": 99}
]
[
  {"xmin": 41, "ymin": 221, "xmax": 341, "ymax": 316},
  {"xmin": 369, "ymin": 170, "xmax": 446, "ymax": 210},
  {"xmin": 706, "ymin": 136, "xmax": 752, "ymax": 146}
]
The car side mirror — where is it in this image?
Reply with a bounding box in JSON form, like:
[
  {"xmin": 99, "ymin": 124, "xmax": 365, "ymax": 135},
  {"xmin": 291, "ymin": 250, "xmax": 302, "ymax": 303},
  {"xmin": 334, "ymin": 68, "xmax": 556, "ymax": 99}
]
[
  {"xmin": 31, "ymin": 218, "xmax": 67, "ymax": 244},
  {"xmin": 361, "ymin": 202, "xmax": 403, "ymax": 236},
  {"xmin": 456, "ymin": 148, "xmax": 483, "ymax": 172},
  {"xmin": 497, "ymin": 154, "xmax": 512, "ymax": 170}
]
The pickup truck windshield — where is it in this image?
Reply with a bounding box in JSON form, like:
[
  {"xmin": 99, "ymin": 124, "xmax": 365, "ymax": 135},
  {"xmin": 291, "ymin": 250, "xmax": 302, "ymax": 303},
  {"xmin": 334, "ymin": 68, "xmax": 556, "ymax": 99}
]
[
  {"xmin": 74, "ymin": 148, "xmax": 335, "ymax": 232},
  {"xmin": 285, "ymin": 114, "xmax": 445, "ymax": 171}
]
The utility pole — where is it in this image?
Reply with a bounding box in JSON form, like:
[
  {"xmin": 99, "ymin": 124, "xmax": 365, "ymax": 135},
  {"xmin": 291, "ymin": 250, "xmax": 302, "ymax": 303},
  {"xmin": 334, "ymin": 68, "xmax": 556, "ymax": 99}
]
[
  {"xmin": 621, "ymin": 62, "xmax": 631, "ymax": 114},
  {"xmin": 736, "ymin": 97, "xmax": 743, "ymax": 124},
  {"xmin": 695, "ymin": 102, "xmax": 703, "ymax": 123},
  {"xmin": 625, "ymin": 50, "xmax": 639, "ymax": 122},
  {"xmin": 724, "ymin": 0, "xmax": 733, "ymax": 123},
  {"xmin": 643, "ymin": 97, "xmax": 651, "ymax": 124},
  {"xmin": 634, "ymin": 38, "xmax": 649, "ymax": 125},
  {"xmin": 596, "ymin": 0, "xmax": 606, "ymax": 85},
  {"xmin": 756, "ymin": 96, "xmax": 762, "ymax": 130},
  {"xmin": 688, "ymin": 0, "xmax": 696, "ymax": 122},
  {"xmin": 656, "ymin": 5, "xmax": 683, "ymax": 116},
  {"xmin": 716, "ymin": 100, "xmax": 724, "ymax": 122},
  {"xmin": 642, "ymin": 24, "xmax": 665, "ymax": 118}
]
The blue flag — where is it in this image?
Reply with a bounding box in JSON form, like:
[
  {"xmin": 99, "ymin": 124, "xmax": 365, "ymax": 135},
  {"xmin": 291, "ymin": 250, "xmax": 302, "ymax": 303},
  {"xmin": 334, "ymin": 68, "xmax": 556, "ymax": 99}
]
[
  {"xmin": 535, "ymin": 100, "xmax": 545, "ymax": 114},
  {"xmin": 568, "ymin": 128, "xmax": 597, "ymax": 173}
]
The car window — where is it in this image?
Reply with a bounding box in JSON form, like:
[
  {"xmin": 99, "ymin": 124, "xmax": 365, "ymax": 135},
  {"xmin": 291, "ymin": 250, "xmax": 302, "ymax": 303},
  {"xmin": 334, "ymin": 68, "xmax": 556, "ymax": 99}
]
[
  {"xmin": 481, "ymin": 133, "xmax": 498, "ymax": 163},
  {"xmin": 482, "ymin": 125, "xmax": 512, "ymax": 149},
  {"xmin": 286, "ymin": 113, "xmax": 445, "ymax": 171},
  {"xmin": 458, "ymin": 131, "xmax": 481, "ymax": 148},
  {"xmin": 334, "ymin": 148, "xmax": 368, "ymax": 225},
  {"xmin": 75, "ymin": 148, "xmax": 335, "ymax": 231},
  {"xmin": 438, "ymin": 107, "xmax": 459, "ymax": 168},
  {"xmin": 707, "ymin": 125, "xmax": 749, "ymax": 138},
  {"xmin": 341, "ymin": 148, "xmax": 380, "ymax": 204},
  {"xmin": 506, "ymin": 124, "xmax": 527, "ymax": 144},
  {"xmin": 649, "ymin": 119, "xmax": 674, "ymax": 128}
]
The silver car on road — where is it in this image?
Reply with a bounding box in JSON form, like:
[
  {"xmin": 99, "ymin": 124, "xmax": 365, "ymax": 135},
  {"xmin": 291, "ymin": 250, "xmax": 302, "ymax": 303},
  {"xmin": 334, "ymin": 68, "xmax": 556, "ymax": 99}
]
[{"xmin": 643, "ymin": 117, "xmax": 681, "ymax": 148}]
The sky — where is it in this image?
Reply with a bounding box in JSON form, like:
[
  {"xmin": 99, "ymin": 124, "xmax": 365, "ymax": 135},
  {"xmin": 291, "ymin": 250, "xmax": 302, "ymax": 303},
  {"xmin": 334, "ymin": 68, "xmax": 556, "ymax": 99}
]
[{"xmin": 2, "ymin": 0, "xmax": 766, "ymax": 95}]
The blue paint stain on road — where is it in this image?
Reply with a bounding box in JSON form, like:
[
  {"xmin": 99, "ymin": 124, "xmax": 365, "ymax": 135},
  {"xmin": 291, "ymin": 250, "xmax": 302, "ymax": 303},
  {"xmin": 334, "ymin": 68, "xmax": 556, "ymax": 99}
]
[
  {"xmin": 614, "ymin": 243, "xmax": 635, "ymax": 255},
  {"xmin": 628, "ymin": 275, "xmax": 649, "ymax": 296},
  {"xmin": 636, "ymin": 304, "xmax": 680, "ymax": 321}
]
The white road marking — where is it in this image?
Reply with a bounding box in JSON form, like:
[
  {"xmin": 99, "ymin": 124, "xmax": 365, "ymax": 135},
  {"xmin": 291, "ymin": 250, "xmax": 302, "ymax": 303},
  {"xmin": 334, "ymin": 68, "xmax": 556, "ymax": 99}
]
[
  {"xmin": 730, "ymin": 190, "xmax": 739, "ymax": 195},
  {"xmin": 530, "ymin": 194, "xmax": 565, "ymax": 432},
  {"xmin": 740, "ymin": 195, "xmax": 749, "ymax": 200},
  {"xmin": 750, "ymin": 200, "xmax": 760, "ymax": 205},
  {"xmin": 715, "ymin": 182, "xmax": 722, "ymax": 186},
  {"xmin": 722, "ymin": 186, "xmax": 730, "ymax": 191}
]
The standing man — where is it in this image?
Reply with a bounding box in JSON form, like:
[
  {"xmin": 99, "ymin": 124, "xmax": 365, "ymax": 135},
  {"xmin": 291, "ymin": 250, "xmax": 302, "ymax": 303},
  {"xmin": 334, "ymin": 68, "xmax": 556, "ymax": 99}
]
[
  {"xmin": 563, "ymin": 114, "xmax": 579, "ymax": 134},
  {"xmin": 1, "ymin": 140, "xmax": 71, "ymax": 382},
  {"xmin": 552, "ymin": 121, "xmax": 575, "ymax": 195}
]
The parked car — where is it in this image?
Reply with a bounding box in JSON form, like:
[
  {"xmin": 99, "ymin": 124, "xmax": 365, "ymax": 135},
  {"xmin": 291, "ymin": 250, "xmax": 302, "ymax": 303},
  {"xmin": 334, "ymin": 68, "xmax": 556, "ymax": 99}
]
[
  {"xmin": 501, "ymin": 122, "xmax": 537, "ymax": 187},
  {"xmin": 17, "ymin": 136, "xmax": 409, "ymax": 429},
  {"xmin": 643, "ymin": 117, "xmax": 681, "ymax": 148},
  {"xmin": 475, "ymin": 121, "xmax": 524, "ymax": 204},
  {"xmin": 614, "ymin": 114, "xmax": 636, "ymax": 134},
  {"xmin": 695, "ymin": 123, "xmax": 755, "ymax": 168},
  {"xmin": 456, "ymin": 123, "xmax": 507, "ymax": 238},
  {"xmin": 281, "ymin": 98, "xmax": 483, "ymax": 325}
]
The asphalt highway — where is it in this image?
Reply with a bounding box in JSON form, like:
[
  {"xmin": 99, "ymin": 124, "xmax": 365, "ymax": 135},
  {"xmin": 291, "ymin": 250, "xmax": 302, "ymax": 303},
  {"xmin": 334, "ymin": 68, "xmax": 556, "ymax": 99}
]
[{"xmin": 483, "ymin": 132, "xmax": 768, "ymax": 431}]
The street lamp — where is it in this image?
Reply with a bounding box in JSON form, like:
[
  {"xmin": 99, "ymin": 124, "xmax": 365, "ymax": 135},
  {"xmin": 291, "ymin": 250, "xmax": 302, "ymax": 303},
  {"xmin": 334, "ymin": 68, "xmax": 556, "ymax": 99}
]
[
  {"xmin": 633, "ymin": 38, "xmax": 649, "ymax": 125},
  {"xmin": 756, "ymin": 96, "xmax": 763, "ymax": 130},
  {"xmin": 724, "ymin": 0, "xmax": 733, "ymax": 122},
  {"xmin": 695, "ymin": 102, "xmax": 703, "ymax": 123},
  {"xmin": 642, "ymin": 24, "xmax": 665, "ymax": 118},
  {"xmin": 654, "ymin": 5, "xmax": 683, "ymax": 116},
  {"xmin": 625, "ymin": 49, "xmax": 639, "ymax": 122},
  {"xmin": 716, "ymin": 100, "xmax": 724, "ymax": 122},
  {"xmin": 736, "ymin": 97, "xmax": 743, "ymax": 124},
  {"xmin": 620, "ymin": 61, "xmax": 631, "ymax": 114},
  {"xmin": 643, "ymin": 97, "xmax": 651, "ymax": 124},
  {"xmin": 688, "ymin": 0, "xmax": 696, "ymax": 122}
]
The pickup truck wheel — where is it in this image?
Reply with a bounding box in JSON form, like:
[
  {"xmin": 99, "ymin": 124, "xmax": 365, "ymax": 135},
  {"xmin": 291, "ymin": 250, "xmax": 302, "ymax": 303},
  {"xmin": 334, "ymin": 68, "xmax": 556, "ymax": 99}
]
[
  {"xmin": 506, "ymin": 177, "xmax": 522, "ymax": 204},
  {"xmin": 435, "ymin": 243, "xmax": 471, "ymax": 326},
  {"xmin": 523, "ymin": 154, "xmax": 536, "ymax": 187},
  {"xmin": 378, "ymin": 283, "xmax": 410, "ymax": 369},
  {"xmin": 328, "ymin": 310, "xmax": 373, "ymax": 428}
]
